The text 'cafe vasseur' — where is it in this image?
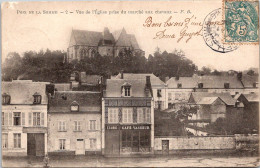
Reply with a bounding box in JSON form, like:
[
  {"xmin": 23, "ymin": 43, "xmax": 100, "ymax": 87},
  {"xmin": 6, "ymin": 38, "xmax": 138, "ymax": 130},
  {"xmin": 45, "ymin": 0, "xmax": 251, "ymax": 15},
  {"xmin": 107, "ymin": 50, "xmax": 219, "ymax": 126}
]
[{"xmin": 105, "ymin": 124, "xmax": 152, "ymax": 156}]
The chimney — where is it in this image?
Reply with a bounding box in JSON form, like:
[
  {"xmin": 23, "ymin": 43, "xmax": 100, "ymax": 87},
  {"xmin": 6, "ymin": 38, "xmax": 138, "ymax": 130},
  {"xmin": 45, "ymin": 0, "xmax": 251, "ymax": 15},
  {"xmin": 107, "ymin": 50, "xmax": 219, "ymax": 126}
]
[
  {"xmin": 237, "ymin": 72, "xmax": 242, "ymax": 81},
  {"xmin": 146, "ymin": 76, "xmax": 151, "ymax": 86},
  {"xmin": 46, "ymin": 83, "xmax": 55, "ymax": 97},
  {"xmin": 175, "ymin": 76, "xmax": 179, "ymax": 80},
  {"xmin": 121, "ymin": 70, "xmax": 124, "ymax": 79}
]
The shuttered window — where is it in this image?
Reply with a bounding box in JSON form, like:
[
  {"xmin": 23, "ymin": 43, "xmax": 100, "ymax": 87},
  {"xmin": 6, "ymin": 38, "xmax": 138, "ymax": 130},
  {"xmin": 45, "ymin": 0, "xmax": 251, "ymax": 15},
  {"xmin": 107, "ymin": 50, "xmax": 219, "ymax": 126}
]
[
  {"xmin": 108, "ymin": 108, "xmax": 118, "ymax": 123},
  {"xmin": 122, "ymin": 108, "xmax": 133, "ymax": 123}
]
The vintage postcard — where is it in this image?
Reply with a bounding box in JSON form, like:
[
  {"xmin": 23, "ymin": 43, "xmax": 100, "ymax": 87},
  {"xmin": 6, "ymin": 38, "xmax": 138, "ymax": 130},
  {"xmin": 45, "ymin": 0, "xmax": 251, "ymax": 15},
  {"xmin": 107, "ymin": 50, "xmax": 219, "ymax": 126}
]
[{"xmin": 1, "ymin": 0, "xmax": 259, "ymax": 167}]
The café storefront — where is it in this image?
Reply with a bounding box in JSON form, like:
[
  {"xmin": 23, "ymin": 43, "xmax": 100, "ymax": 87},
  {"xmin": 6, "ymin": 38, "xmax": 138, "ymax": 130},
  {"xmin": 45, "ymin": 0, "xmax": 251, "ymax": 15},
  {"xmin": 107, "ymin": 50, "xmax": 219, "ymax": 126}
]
[{"xmin": 105, "ymin": 124, "xmax": 151, "ymax": 155}]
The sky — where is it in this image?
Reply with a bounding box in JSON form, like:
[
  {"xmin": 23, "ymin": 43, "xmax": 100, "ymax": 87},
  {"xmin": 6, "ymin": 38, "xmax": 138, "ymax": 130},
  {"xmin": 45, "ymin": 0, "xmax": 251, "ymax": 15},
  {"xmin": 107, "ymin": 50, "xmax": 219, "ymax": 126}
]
[{"xmin": 1, "ymin": 1, "xmax": 259, "ymax": 71}]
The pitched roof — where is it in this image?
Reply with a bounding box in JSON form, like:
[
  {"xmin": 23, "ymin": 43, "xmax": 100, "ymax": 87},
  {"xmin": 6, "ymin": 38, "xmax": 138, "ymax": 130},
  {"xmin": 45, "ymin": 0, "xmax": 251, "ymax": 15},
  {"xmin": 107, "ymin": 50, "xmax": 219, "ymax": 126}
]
[
  {"xmin": 197, "ymin": 76, "xmax": 244, "ymax": 89},
  {"xmin": 241, "ymin": 75, "xmax": 259, "ymax": 88},
  {"xmin": 49, "ymin": 91, "xmax": 101, "ymax": 113},
  {"xmin": 113, "ymin": 28, "xmax": 141, "ymax": 49},
  {"xmin": 114, "ymin": 73, "xmax": 166, "ymax": 87},
  {"xmin": 105, "ymin": 79, "xmax": 151, "ymax": 97},
  {"xmin": 197, "ymin": 97, "xmax": 222, "ymax": 105},
  {"xmin": 54, "ymin": 83, "xmax": 71, "ymax": 91},
  {"xmin": 189, "ymin": 92, "xmax": 236, "ymax": 106},
  {"xmin": 80, "ymin": 74, "xmax": 101, "ymax": 85},
  {"xmin": 242, "ymin": 93, "xmax": 259, "ymax": 102},
  {"xmin": 72, "ymin": 29, "xmax": 103, "ymax": 46},
  {"xmin": 167, "ymin": 77, "xmax": 197, "ymax": 88},
  {"xmin": 2, "ymin": 80, "xmax": 49, "ymax": 104}
]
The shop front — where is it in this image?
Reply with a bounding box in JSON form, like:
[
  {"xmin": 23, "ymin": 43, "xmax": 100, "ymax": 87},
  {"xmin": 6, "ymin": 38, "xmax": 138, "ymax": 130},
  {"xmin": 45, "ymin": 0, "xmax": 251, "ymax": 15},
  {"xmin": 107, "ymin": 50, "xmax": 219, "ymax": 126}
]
[{"xmin": 105, "ymin": 124, "xmax": 151, "ymax": 156}]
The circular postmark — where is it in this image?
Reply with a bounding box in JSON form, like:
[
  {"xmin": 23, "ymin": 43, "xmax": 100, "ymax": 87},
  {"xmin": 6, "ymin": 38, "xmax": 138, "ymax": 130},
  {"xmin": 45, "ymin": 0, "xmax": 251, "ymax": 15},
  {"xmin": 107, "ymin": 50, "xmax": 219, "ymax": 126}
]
[{"xmin": 202, "ymin": 8, "xmax": 238, "ymax": 53}]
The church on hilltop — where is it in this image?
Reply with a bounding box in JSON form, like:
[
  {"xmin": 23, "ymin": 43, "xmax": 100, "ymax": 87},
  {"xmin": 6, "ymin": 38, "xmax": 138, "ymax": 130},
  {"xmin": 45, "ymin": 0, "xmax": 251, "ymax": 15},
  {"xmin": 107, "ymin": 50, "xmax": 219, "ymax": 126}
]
[{"xmin": 66, "ymin": 27, "xmax": 144, "ymax": 62}]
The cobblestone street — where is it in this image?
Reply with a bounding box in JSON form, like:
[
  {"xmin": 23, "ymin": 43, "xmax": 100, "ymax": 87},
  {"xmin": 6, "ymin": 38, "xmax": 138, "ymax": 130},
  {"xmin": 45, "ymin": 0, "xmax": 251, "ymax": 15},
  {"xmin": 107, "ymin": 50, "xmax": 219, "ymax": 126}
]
[{"xmin": 2, "ymin": 155, "xmax": 259, "ymax": 167}]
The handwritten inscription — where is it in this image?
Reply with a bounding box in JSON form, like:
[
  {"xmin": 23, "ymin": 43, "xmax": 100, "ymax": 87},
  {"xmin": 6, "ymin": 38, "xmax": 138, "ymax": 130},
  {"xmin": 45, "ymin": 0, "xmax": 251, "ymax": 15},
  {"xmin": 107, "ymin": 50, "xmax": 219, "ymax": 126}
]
[{"xmin": 143, "ymin": 16, "xmax": 203, "ymax": 43}]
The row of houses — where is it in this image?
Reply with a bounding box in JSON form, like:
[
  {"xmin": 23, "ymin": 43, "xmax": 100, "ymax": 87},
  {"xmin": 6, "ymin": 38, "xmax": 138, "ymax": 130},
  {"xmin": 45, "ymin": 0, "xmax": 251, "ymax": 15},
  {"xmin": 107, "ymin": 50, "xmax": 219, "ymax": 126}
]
[{"xmin": 2, "ymin": 72, "xmax": 259, "ymax": 157}]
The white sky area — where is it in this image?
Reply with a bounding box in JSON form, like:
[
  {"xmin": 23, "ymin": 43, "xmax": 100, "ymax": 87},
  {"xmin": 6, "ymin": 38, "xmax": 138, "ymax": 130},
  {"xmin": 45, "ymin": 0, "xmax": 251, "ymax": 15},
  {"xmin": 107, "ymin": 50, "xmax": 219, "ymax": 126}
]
[{"xmin": 2, "ymin": 1, "xmax": 259, "ymax": 71}]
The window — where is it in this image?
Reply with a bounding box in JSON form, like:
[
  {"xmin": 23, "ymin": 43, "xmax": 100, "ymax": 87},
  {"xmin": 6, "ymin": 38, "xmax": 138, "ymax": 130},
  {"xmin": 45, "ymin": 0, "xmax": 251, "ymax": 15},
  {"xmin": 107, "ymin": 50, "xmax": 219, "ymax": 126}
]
[
  {"xmin": 74, "ymin": 121, "xmax": 81, "ymax": 131},
  {"xmin": 80, "ymin": 49, "xmax": 87, "ymax": 59},
  {"xmin": 108, "ymin": 108, "xmax": 118, "ymax": 123},
  {"xmin": 175, "ymin": 93, "xmax": 180, "ymax": 100},
  {"xmin": 2, "ymin": 133, "xmax": 8, "ymax": 149},
  {"xmin": 253, "ymin": 82, "xmax": 257, "ymax": 88},
  {"xmin": 33, "ymin": 93, "xmax": 41, "ymax": 104},
  {"xmin": 58, "ymin": 121, "xmax": 66, "ymax": 131},
  {"xmin": 137, "ymin": 108, "xmax": 151, "ymax": 123},
  {"xmin": 90, "ymin": 120, "xmax": 96, "ymax": 130},
  {"xmin": 157, "ymin": 89, "xmax": 162, "ymax": 97},
  {"xmin": 198, "ymin": 83, "xmax": 203, "ymax": 88},
  {"xmin": 124, "ymin": 87, "xmax": 131, "ymax": 97},
  {"xmin": 71, "ymin": 105, "xmax": 79, "ymax": 112},
  {"xmin": 59, "ymin": 139, "xmax": 66, "ymax": 150},
  {"xmin": 168, "ymin": 93, "xmax": 172, "ymax": 101},
  {"xmin": 13, "ymin": 133, "xmax": 21, "ymax": 148},
  {"xmin": 90, "ymin": 138, "xmax": 96, "ymax": 149},
  {"xmin": 2, "ymin": 112, "xmax": 4, "ymax": 125},
  {"xmin": 2, "ymin": 94, "xmax": 10, "ymax": 105},
  {"xmin": 177, "ymin": 83, "xmax": 182, "ymax": 88},
  {"xmin": 224, "ymin": 83, "xmax": 230, "ymax": 89},
  {"xmin": 157, "ymin": 101, "xmax": 162, "ymax": 110},
  {"xmin": 13, "ymin": 112, "xmax": 21, "ymax": 126},
  {"xmin": 33, "ymin": 112, "xmax": 41, "ymax": 126},
  {"xmin": 122, "ymin": 108, "xmax": 133, "ymax": 123}
]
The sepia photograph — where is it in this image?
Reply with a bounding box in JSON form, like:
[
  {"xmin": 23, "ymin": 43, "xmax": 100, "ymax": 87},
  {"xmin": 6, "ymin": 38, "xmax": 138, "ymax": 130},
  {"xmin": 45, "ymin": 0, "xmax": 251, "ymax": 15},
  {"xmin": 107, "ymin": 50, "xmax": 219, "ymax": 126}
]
[{"xmin": 1, "ymin": 0, "xmax": 259, "ymax": 167}]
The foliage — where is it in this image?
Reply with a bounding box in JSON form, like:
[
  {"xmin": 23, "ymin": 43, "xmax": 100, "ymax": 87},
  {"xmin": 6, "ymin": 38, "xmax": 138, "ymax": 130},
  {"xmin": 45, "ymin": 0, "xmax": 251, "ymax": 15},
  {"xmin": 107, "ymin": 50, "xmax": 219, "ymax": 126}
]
[{"xmin": 2, "ymin": 48, "xmax": 198, "ymax": 82}]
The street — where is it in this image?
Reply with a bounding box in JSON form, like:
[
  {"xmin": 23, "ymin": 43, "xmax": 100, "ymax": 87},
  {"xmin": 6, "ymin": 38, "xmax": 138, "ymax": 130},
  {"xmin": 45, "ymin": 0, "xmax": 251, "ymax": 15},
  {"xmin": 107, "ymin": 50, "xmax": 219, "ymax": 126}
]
[{"xmin": 2, "ymin": 155, "xmax": 259, "ymax": 167}]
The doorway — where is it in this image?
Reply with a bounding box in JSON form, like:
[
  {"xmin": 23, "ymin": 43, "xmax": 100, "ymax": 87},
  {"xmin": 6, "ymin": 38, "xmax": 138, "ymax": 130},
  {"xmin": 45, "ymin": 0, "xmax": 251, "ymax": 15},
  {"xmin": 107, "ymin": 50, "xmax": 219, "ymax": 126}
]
[
  {"xmin": 162, "ymin": 140, "xmax": 169, "ymax": 154},
  {"xmin": 76, "ymin": 139, "xmax": 85, "ymax": 155},
  {"xmin": 27, "ymin": 133, "xmax": 45, "ymax": 156}
]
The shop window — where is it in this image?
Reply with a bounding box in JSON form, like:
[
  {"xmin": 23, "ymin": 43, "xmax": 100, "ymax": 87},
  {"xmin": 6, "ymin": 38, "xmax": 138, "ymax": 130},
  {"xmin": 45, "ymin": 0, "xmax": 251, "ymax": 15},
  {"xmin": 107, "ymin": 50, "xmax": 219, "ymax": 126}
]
[
  {"xmin": 108, "ymin": 108, "xmax": 119, "ymax": 123},
  {"xmin": 33, "ymin": 93, "xmax": 41, "ymax": 104},
  {"xmin": 90, "ymin": 120, "xmax": 96, "ymax": 130},
  {"xmin": 2, "ymin": 133, "xmax": 8, "ymax": 149},
  {"xmin": 157, "ymin": 89, "xmax": 162, "ymax": 97},
  {"xmin": 122, "ymin": 131, "xmax": 132, "ymax": 149},
  {"xmin": 2, "ymin": 93, "xmax": 10, "ymax": 105},
  {"xmin": 74, "ymin": 121, "xmax": 81, "ymax": 131},
  {"xmin": 13, "ymin": 112, "xmax": 21, "ymax": 126},
  {"xmin": 90, "ymin": 138, "xmax": 97, "ymax": 149},
  {"xmin": 59, "ymin": 139, "xmax": 66, "ymax": 150},
  {"xmin": 58, "ymin": 121, "xmax": 66, "ymax": 131},
  {"xmin": 122, "ymin": 108, "xmax": 133, "ymax": 123},
  {"xmin": 13, "ymin": 133, "xmax": 21, "ymax": 148}
]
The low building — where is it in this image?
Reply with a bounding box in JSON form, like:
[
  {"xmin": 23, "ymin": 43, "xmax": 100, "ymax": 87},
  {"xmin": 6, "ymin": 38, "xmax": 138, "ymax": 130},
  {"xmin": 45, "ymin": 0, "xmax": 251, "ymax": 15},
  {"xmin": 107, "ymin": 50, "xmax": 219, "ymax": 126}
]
[
  {"xmin": 2, "ymin": 80, "xmax": 49, "ymax": 156},
  {"xmin": 102, "ymin": 76, "xmax": 154, "ymax": 156},
  {"xmin": 113, "ymin": 73, "xmax": 167, "ymax": 110},
  {"xmin": 187, "ymin": 92, "xmax": 243, "ymax": 135},
  {"xmin": 237, "ymin": 93, "xmax": 259, "ymax": 132},
  {"xmin": 48, "ymin": 91, "xmax": 102, "ymax": 155}
]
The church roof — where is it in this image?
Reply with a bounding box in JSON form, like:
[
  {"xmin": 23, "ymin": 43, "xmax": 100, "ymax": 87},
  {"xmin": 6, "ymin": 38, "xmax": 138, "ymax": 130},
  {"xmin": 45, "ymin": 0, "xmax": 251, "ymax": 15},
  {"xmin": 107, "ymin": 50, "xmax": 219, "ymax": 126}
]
[{"xmin": 72, "ymin": 29, "xmax": 103, "ymax": 46}]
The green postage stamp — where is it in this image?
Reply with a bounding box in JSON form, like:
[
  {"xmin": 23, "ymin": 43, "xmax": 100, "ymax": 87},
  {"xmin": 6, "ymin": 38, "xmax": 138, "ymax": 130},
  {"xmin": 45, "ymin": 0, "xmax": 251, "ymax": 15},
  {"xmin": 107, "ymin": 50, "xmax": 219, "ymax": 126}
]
[{"xmin": 223, "ymin": 0, "xmax": 259, "ymax": 44}]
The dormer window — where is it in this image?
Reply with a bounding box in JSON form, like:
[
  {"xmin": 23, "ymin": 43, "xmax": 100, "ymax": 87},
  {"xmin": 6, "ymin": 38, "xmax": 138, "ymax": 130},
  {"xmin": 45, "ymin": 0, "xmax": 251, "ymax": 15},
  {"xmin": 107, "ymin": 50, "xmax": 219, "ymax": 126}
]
[
  {"xmin": 198, "ymin": 83, "xmax": 203, "ymax": 88},
  {"xmin": 157, "ymin": 89, "xmax": 162, "ymax": 97},
  {"xmin": 2, "ymin": 93, "xmax": 11, "ymax": 105},
  {"xmin": 71, "ymin": 101, "xmax": 79, "ymax": 112},
  {"xmin": 33, "ymin": 92, "xmax": 42, "ymax": 104},
  {"xmin": 177, "ymin": 83, "xmax": 182, "ymax": 88},
  {"xmin": 224, "ymin": 83, "xmax": 230, "ymax": 89},
  {"xmin": 122, "ymin": 82, "xmax": 131, "ymax": 97}
]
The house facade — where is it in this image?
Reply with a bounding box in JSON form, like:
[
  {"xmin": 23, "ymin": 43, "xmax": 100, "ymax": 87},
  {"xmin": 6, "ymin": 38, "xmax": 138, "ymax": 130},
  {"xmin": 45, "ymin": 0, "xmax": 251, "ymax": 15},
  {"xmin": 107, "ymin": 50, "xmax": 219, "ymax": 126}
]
[
  {"xmin": 102, "ymin": 76, "xmax": 154, "ymax": 156},
  {"xmin": 67, "ymin": 27, "xmax": 144, "ymax": 62},
  {"xmin": 114, "ymin": 73, "xmax": 167, "ymax": 110},
  {"xmin": 48, "ymin": 91, "xmax": 102, "ymax": 155},
  {"xmin": 2, "ymin": 80, "xmax": 49, "ymax": 156}
]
